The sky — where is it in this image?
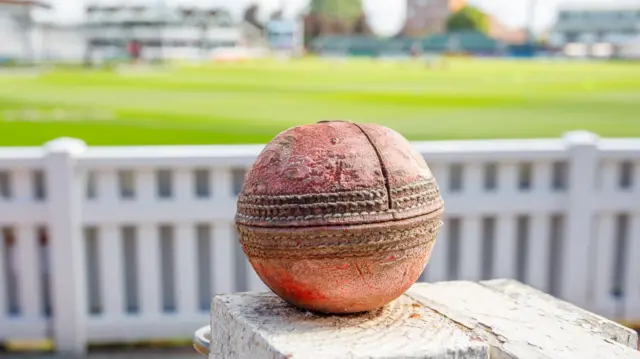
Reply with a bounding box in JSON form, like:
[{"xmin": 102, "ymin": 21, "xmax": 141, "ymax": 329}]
[{"xmin": 34, "ymin": 0, "xmax": 637, "ymax": 36}]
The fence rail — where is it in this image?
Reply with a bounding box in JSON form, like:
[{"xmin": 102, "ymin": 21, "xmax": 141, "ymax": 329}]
[{"xmin": 0, "ymin": 131, "xmax": 639, "ymax": 354}]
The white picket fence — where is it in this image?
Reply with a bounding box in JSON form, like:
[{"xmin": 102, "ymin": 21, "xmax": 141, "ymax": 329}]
[{"xmin": 0, "ymin": 131, "xmax": 639, "ymax": 354}]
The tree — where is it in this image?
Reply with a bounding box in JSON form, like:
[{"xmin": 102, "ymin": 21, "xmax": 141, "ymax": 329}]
[
  {"xmin": 353, "ymin": 12, "xmax": 372, "ymax": 35},
  {"xmin": 329, "ymin": 19, "xmax": 350, "ymax": 34},
  {"xmin": 302, "ymin": 0, "xmax": 369, "ymax": 46},
  {"xmin": 309, "ymin": 0, "xmax": 363, "ymax": 23},
  {"xmin": 243, "ymin": 3, "xmax": 264, "ymax": 31},
  {"xmin": 446, "ymin": 6, "xmax": 489, "ymax": 34},
  {"xmin": 270, "ymin": 9, "xmax": 284, "ymax": 21},
  {"xmin": 303, "ymin": 13, "xmax": 323, "ymax": 46}
]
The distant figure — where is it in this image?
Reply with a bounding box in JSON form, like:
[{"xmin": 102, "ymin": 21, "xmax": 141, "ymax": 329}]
[
  {"xmin": 128, "ymin": 40, "xmax": 142, "ymax": 63},
  {"xmin": 84, "ymin": 44, "xmax": 94, "ymax": 68},
  {"xmin": 410, "ymin": 42, "xmax": 422, "ymax": 60}
]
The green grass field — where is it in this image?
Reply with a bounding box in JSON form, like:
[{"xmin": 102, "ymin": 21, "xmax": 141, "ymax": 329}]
[{"xmin": 0, "ymin": 57, "xmax": 639, "ymax": 146}]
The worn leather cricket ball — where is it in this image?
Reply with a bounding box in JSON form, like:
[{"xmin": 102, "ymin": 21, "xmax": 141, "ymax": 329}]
[{"xmin": 235, "ymin": 121, "xmax": 444, "ymax": 314}]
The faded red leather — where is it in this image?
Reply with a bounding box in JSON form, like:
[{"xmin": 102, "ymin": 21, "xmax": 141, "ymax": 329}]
[{"xmin": 235, "ymin": 121, "xmax": 444, "ymax": 313}]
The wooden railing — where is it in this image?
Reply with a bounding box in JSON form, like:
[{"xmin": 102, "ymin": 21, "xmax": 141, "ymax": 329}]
[{"xmin": 0, "ymin": 131, "xmax": 638, "ymax": 354}]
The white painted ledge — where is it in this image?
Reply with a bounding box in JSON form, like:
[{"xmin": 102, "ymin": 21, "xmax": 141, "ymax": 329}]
[{"xmin": 208, "ymin": 280, "xmax": 639, "ymax": 359}]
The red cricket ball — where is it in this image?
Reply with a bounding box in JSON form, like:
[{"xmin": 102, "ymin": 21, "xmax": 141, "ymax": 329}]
[{"xmin": 235, "ymin": 121, "xmax": 444, "ymax": 314}]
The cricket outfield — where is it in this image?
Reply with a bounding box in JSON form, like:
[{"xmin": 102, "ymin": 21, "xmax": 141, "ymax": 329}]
[{"xmin": 0, "ymin": 57, "xmax": 638, "ymax": 146}]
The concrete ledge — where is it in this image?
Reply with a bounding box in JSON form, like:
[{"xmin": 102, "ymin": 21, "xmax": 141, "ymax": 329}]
[
  {"xmin": 209, "ymin": 280, "xmax": 639, "ymax": 359},
  {"xmin": 481, "ymin": 279, "xmax": 638, "ymax": 349}
]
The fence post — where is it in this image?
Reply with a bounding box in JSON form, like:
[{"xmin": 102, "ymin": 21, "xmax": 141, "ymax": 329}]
[
  {"xmin": 560, "ymin": 131, "xmax": 599, "ymax": 309},
  {"xmin": 44, "ymin": 137, "xmax": 88, "ymax": 355}
]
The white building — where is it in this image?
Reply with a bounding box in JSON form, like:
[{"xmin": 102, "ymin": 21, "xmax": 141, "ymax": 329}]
[
  {"xmin": 549, "ymin": 2, "xmax": 640, "ymax": 57},
  {"xmin": 0, "ymin": 2, "xmax": 270, "ymax": 65},
  {"xmin": 34, "ymin": 22, "xmax": 87, "ymax": 63},
  {"xmin": 619, "ymin": 35, "xmax": 640, "ymax": 59},
  {"xmin": 0, "ymin": 0, "xmax": 50, "ymax": 63},
  {"xmin": 265, "ymin": 19, "xmax": 305, "ymax": 57},
  {"xmin": 84, "ymin": 4, "xmax": 265, "ymax": 62}
]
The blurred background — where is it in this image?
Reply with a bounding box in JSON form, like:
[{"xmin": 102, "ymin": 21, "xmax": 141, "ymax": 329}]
[{"xmin": 0, "ymin": 0, "xmax": 639, "ymax": 358}]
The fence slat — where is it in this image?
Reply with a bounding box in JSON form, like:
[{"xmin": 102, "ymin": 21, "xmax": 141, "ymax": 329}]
[
  {"xmin": 0, "ymin": 172, "xmax": 8, "ymax": 204},
  {"xmin": 526, "ymin": 214, "xmax": 550, "ymax": 291},
  {"xmin": 16, "ymin": 226, "xmax": 41, "ymax": 320},
  {"xmin": 0, "ymin": 228, "xmax": 6, "ymax": 331},
  {"xmin": 623, "ymin": 214, "xmax": 640, "ymax": 322},
  {"xmin": 463, "ymin": 163, "xmax": 482, "ymax": 194},
  {"xmin": 46, "ymin": 138, "xmax": 88, "ymax": 354},
  {"xmin": 561, "ymin": 132, "xmax": 598, "ymax": 307},
  {"xmin": 176, "ymin": 223, "xmax": 197, "ymax": 314},
  {"xmin": 137, "ymin": 170, "xmax": 155, "ymax": 202},
  {"xmin": 213, "ymin": 168, "xmax": 233, "ymax": 201},
  {"xmin": 213, "ymin": 222, "xmax": 234, "ymax": 294},
  {"xmin": 207, "ymin": 224, "xmax": 217, "ymax": 298},
  {"xmin": 138, "ymin": 224, "xmax": 160, "ymax": 317},
  {"xmin": 533, "ymin": 161, "xmax": 552, "ymax": 193},
  {"xmin": 421, "ymin": 163, "xmax": 447, "ymax": 283},
  {"xmin": 427, "ymin": 163, "xmax": 445, "ymax": 188},
  {"xmin": 98, "ymin": 170, "xmax": 117, "ymax": 203},
  {"xmin": 424, "ymin": 219, "xmax": 448, "ymax": 282},
  {"xmin": 601, "ymin": 161, "xmax": 618, "ymax": 193},
  {"xmin": 13, "ymin": 170, "xmax": 32, "ymax": 202},
  {"xmin": 495, "ymin": 162, "xmax": 518, "ymax": 282},
  {"xmin": 592, "ymin": 213, "xmax": 617, "ymax": 319},
  {"xmin": 499, "ymin": 162, "xmax": 518, "ymax": 194},
  {"xmin": 495, "ymin": 215, "xmax": 516, "ymax": 279},
  {"xmin": 633, "ymin": 162, "xmax": 640, "ymax": 195},
  {"xmin": 99, "ymin": 225, "xmax": 124, "ymax": 317},
  {"xmin": 459, "ymin": 217, "xmax": 482, "ymax": 281},
  {"xmin": 430, "ymin": 163, "xmax": 449, "ymax": 197},
  {"xmin": 175, "ymin": 169, "xmax": 192, "ymax": 201}
]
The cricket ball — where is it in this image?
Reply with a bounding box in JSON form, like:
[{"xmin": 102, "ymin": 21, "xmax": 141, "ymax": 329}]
[{"xmin": 235, "ymin": 121, "xmax": 444, "ymax": 313}]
